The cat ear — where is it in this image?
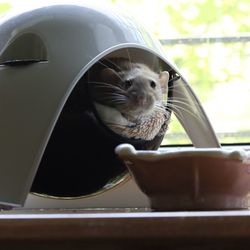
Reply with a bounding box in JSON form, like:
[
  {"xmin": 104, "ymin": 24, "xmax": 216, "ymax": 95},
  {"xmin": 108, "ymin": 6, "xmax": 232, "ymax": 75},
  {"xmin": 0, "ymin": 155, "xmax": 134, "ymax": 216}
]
[
  {"xmin": 159, "ymin": 71, "xmax": 169, "ymax": 94},
  {"xmin": 101, "ymin": 68, "xmax": 120, "ymax": 84}
]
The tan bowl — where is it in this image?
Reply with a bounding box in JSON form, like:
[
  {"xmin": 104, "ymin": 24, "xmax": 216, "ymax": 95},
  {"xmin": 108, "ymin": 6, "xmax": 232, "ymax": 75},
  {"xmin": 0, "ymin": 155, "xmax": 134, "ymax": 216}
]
[{"xmin": 115, "ymin": 144, "xmax": 250, "ymax": 211}]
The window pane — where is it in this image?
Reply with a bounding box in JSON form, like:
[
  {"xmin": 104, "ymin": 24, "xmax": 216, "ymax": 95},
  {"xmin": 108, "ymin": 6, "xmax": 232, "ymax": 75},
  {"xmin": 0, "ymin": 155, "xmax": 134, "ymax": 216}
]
[
  {"xmin": 163, "ymin": 39, "xmax": 250, "ymax": 145},
  {"xmin": 109, "ymin": 0, "xmax": 250, "ymax": 145}
]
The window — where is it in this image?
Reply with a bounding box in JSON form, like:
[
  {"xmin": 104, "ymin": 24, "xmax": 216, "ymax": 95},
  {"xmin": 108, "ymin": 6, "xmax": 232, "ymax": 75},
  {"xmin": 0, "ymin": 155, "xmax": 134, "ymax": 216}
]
[{"xmin": 107, "ymin": 0, "xmax": 250, "ymax": 146}]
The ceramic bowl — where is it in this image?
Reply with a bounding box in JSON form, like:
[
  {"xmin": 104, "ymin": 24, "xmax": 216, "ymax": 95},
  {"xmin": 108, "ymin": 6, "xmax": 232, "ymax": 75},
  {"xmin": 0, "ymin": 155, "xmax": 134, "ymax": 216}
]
[{"xmin": 115, "ymin": 144, "xmax": 250, "ymax": 211}]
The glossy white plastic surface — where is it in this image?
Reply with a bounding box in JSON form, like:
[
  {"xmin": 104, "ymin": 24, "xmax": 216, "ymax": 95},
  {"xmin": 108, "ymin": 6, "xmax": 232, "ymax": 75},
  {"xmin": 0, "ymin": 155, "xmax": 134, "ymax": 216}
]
[{"xmin": 0, "ymin": 3, "xmax": 219, "ymax": 207}]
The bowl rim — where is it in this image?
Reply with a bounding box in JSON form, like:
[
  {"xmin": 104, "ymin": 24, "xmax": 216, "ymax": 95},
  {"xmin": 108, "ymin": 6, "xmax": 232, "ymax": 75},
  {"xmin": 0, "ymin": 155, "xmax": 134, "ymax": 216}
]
[{"xmin": 115, "ymin": 143, "xmax": 250, "ymax": 163}]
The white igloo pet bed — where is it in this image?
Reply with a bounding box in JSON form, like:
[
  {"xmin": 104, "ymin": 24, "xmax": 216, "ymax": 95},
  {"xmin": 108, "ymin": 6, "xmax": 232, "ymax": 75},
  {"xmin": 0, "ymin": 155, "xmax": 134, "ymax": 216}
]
[{"xmin": 0, "ymin": 3, "xmax": 219, "ymax": 207}]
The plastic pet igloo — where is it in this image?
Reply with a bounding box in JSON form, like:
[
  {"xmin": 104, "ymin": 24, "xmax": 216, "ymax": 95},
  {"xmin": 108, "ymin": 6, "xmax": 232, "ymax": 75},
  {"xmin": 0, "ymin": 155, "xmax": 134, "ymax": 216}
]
[{"xmin": 0, "ymin": 3, "xmax": 219, "ymax": 207}]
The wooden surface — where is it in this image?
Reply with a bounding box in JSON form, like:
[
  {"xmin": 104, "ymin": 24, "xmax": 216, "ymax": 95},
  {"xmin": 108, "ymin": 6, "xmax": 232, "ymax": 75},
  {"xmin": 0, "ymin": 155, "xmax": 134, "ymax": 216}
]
[{"xmin": 1, "ymin": 209, "xmax": 250, "ymax": 249}]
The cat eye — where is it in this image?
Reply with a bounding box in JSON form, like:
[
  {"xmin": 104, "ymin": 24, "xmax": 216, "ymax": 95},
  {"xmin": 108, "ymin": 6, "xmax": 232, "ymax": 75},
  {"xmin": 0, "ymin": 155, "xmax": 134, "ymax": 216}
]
[
  {"xmin": 124, "ymin": 80, "xmax": 133, "ymax": 89},
  {"xmin": 150, "ymin": 80, "xmax": 156, "ymax": 89}
]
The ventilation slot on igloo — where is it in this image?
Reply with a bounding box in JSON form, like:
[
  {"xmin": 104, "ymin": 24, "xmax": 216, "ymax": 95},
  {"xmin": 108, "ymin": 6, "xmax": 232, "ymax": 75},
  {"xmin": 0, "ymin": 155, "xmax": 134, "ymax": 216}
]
[{"xmin": 0, "ymin": 33, "xmax": 48, "ymax": 66}]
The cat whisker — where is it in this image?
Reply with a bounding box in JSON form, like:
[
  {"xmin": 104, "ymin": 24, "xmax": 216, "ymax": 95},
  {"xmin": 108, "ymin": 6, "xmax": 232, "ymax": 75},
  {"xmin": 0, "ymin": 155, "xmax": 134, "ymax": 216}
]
[
  {"xmin": 96, "ymin": 99, "xmax": 128, "ymax": 107},
  {"xmin": 168, "ymin": 96, "xmax": 201, "ymax": 109},
  {"xmin": 165, "ymin": 106, "xmax": 172, "ymax": 114},
  {"xmin": 168, "ymin": 88, "xmax": 186, "ymax": 97},
  {"xmin": 170, "ymin": 107, "xmax": 193, "ymax": 124},
  {"xmin": 171, "ymin": 109, "xmax": 187, "ymax": 127},
  {"xmin": 168, "ymin": 98, "xmax": 199, "ymax": 109},
  {"xmin": 168, "ymin": 99, "xmax": 202, "ymax": 118},
  {"xmin": 168, "ymin": 81, "xmax": 187, "ymax": 93},
  {"xmin": 88, "ymin": 81, "xmax": 126, "ymax": 93},
  {"xmin": 89, "ymin": 58, "xmax": 125, "ymax": 82},
  {"xmin": 168, "ymin": 99, "xmax": 195, "ymax": 111},
  {"xmin": 97, "ymin": 92, "xmax": 128, "ymax": 100},
  {"xmin": 167, "ymin": 85, "xmax": 188, "ymax": 94},
  {"xmin": 155, "ymin": 103, "xmax": 167, "ymax": 112},
  {"xmin": 168, "ymin": 83, "xmax": 188, "ymax": 94},
  {"xmin": 96, "ymin": 92, "xmax": 129, "ymax": 102},
  {"xmin": 168, "ymin": 103, "xmax": 204, "ymax": 121},
  {"xmin": 94, "ymin": 59, "xmax": 113, "ymax": 69},
  {"xmin": 168, "ymin": 82, "xmax": 184, "ymax": 90},
  {"xmin": 98, "ymin": 58, "xmax": 123, "ymax": 72}
]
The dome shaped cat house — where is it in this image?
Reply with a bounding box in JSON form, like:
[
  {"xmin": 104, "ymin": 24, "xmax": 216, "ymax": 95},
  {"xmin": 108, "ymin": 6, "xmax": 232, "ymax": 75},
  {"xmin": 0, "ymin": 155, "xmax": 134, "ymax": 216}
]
[{"xmin": 0, "ymin": 3, "xmax": 219, "ymax": 207}]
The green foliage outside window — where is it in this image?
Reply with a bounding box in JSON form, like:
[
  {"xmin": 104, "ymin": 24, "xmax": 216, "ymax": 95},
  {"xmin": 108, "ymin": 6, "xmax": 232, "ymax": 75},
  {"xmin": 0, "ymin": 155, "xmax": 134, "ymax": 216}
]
[{"xmin": 0, "ymin": 2, "xmax": 11, "ymax": 16}]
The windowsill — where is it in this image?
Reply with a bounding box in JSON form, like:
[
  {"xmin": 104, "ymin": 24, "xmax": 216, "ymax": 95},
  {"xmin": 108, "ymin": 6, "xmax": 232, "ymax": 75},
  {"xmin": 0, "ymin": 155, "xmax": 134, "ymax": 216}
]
[{"xmin": 1, "ymin": 208, "xmax": 250, "ymax": 249}]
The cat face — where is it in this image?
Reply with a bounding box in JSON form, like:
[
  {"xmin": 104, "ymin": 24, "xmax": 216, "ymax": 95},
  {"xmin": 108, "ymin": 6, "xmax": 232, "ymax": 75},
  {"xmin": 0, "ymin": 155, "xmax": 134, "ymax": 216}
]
[{"xmin": 99, "ymin": 65, "xmax": 169, "ymax": 118}]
